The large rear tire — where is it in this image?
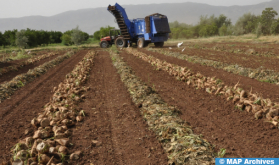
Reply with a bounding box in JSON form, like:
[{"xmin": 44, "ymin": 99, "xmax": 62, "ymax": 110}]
[
  {"xmin": 100, "ymin": 41, "xmax": 109, "ymax": 48},
  {"xmin": 137, "ymin": 38, "xmax": 145, "ymax": 48},
  {"xmin": 154, "ymin": 42, "xmax": 164, "ymax": 48},
  {"xmin": 115, "ymin": 37, "xmax": 127, "ymax": 48}
]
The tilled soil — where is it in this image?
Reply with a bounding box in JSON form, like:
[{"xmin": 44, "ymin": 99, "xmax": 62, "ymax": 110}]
[
  {"xmin": 0, "ymin": 50, "xmax": 62, "ymax": 68},
  {"xmin": 120, "ymin": 50, "xmax": 279, "ymax": 158},
  {"xmin": 70, "ymin": 51, "xmax": 168, "ymax": 165},
  {"xmin": 162, "ymin": 47, "xmax": 279, "ymax": 71},
  {"xmin": 0, "ymin": 51, "xmax": 66, "ymax": 84},
  {"xmin": 140, "ymin": 49, "xmax": 279, "ymax": 103},
  {"xmin": 197, "ymin": 42, "xmax": 279, "ymax": 55},
  {"xmin": 0, "ymin": 50, "xmax": 88, "ymax": 162},
  {"xmin": 166, "ymin": 42, "xmax": 279, "ymax": 55}
]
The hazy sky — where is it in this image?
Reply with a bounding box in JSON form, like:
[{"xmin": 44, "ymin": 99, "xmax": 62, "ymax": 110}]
[{"xmin": 0, "ymin": 0, "xmax": 272, "ymax": 18}]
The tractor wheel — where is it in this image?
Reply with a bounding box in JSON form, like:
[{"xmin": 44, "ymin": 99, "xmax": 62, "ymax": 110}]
[
  {"xmin": 100, "ymin": 41, "xmax": 109, "ymax": 48},
  {"xmin": 115, "ymin": 37, "xmax": 126, "ymax": 48},
  {"xmin": 154, "ymin": 42, "xmax": 164, "ymax": 48},
  {"xmin": 137, "ymin": 38, "xmax": 145, "ymax": 48}
]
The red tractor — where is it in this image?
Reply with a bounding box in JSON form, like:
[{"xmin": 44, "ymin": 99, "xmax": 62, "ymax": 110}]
[{"xmin": 100, "ymin": 29, "xmax": 124, "ymax": 48}]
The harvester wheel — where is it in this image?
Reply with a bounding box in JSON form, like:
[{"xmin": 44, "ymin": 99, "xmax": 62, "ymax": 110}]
[
  {"xmin": 137, "ymin": 38, "xmax": 145, "ymax": 48},
  {"xmin": 100, "ymin": 41, "xmax": 109, "ymax": 48},
  {"xmin": 154, "ymin": 42, "xmax": 164, "ymax": 48},
  {"xmin": 115, "ymin": 37, "xmax": 126, "ymax": 48}
]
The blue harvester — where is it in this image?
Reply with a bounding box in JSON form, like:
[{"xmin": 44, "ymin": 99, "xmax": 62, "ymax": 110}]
[{"xmin": 107, "ymin": 3, "xmax": 171, "ymax": 48}]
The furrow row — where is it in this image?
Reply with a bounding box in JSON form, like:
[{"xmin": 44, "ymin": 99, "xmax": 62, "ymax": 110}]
[
  {"xmin": 5, "ymin": 51, "xmax": 96, "ymax": 164},
  {"xmin": 110, "ymin": 50, "xmax": 216, "ymax": 165},
  {"xmin": 127, "ymin": 48, "xmax": 279, "ymax": 127},
  {"xmin": 0, "ymin": 51, "xmax": 75, "ymax": 103},
  {"xmin": 148, "ymin": 48, "xmax": 279, "ymax": 84}
]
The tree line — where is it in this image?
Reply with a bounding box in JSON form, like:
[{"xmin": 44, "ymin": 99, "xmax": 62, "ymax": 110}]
[
  {"xmin": 169, "ymin": 7, "xmax": 279, "ymax": 39},
  {"xmin": 0, "ymin": 26, "xmax": 90, "ymax": 48},
  {"xmin": 0, "ymin": 29, "xmax": 63, "ymax": 48}
]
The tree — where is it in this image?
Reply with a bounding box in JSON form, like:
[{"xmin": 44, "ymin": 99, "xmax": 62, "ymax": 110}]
[
  {"xmin": 25, "ymin": 28, "xmax": 38, "ymax": 47},
  {"xmin": 199, "ymin": 24, "xmax": 218, "ymax": 37},
  {"xmin": 0, "ymin": 32, "xmax": 6, "ymax": 47},
  {"xmin": 235, "ymin": 13, "xmax": 259, "ymax": 34},
  {"xmin": 82, "ymin": 32, "xmax": 89, "ymax": 41},
  {"xmin": 226, "ymin": 25, "xmax": 234, "ymax": 35},
  {"xmin": 71, "ymin": 26, "xmax": 85, "ymax": 46},
  {"xmin": 93, "ymin": 30, "xmax": 101, "ymax": 40},
  {"xmin": 219, "ymin": 24, "xmax": 227, "ymax": 36},
  {"xmin": 3, "ymin": 30, "xmax": 17, "ymax": 46},
  {"xmin": 261, "ymin": 7, "xmax": 278, "ymax": 35},
  {"xmin": 15, "ymin": 30, "xmax": 28, "ymax": 48},
  {"xmin": 270, "ymin": 18, "xmax": 279, "ymax": 34},
  {"xmin": 216, "ymin": 14, "xmax": 231, "ymax": 28},
  {"xmin": 61, "ymin": 34, "xmax": 72, "ymax": 45},
  {"xmin": 256, "ymin": 22, "xmax": 262, "ymax": 38},
  {"xmin": 180, "ymin": 29, "xmax": 194, "ymax": 39}
]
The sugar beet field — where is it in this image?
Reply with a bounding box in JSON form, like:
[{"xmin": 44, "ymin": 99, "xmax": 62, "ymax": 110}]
[{"xmin": 1, "ymin": 42, "xmax": 279, "ymax": 164}]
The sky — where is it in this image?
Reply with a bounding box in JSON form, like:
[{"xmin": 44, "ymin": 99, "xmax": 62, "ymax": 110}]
[{"xmin": 0, "ymin": 0, "xmax": 272, "ymax": 18}]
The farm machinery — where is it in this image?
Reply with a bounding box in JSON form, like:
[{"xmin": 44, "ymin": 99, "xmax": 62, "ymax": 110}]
[
  {"xmin": 100, "ymin": 29, "xmax": 121, "ymax": 48},
  {"xmin": 100, "ymin": 3, "xmax": 171, "ymax": 48}
]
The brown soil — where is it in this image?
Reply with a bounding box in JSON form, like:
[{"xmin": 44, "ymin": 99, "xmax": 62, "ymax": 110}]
[
  {"xmin": 161, "ymin": 46, "xmax": 279, "ymax": 72},
  {"xmin": 0, "ymin": 50, "xmax": 60, "ymax": 68},
  {"xmin": 120, "ymin": 50, "xmax": 279, "ymax": 158},
  {"xmin": 0, "ymin": 51, "xmax": 66, "ymax": 84},
  {"xmin": 140, "ymin": 49, "xmax": 279, "ymax": 103},
  {"xmin": 198, "ymin": 42, "xmax": 279, "ymax": 55},
  {"xmin": 0, "ymin": 50, "xmax": 88, "ymax": 162},
  {"xmin": 165, "ymin": 42, "xmax": 279, "ymax": 56},
  {"xmin": 70, "ymin": 51, "xmax": 168, "ymax": 165}
]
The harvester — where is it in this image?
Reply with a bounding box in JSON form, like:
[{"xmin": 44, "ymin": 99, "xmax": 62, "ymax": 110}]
[{"xmin": 100, "ymin": 3, "xmax": 171, "ymax": 48}]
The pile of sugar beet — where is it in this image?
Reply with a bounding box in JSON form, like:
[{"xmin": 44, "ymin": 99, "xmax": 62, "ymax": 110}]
[
  {"xmin": 127, "ymin": 48, "xmax": 279, "ymax": 127},
  {"xmin": 2, "ymin": 51, "xmax": 96, "ymax": 165},
  {"xmin": 149, "ymin": 48, "xmax": 279, "ymax": 84}
]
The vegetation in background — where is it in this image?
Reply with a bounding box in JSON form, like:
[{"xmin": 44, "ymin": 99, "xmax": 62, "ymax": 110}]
[
  {"xmin": 1, "ymin": 7, "xmax": 278, "ymax": 49},
  {"xmin": 61, "ymin": 27, "xmax": 89, "ymax": 46},
  {"xmin": 2, "ymin": 29, "xmax": 17, "ymax": 47},
  {"xmin": 168, "ymin": 7, "xmax": 279, "ymax": 39},
  {"xmin": 169, "ymin": 14, "xmax": 231, "ymax": 39},
  {"xmin": 71, "ymin": 26, "xmax": 85, "ymax": 46},
  {"xmin": 15, "ymin": 30, "xmax": 28, "ymax": 48},
  {"xmin": 0, "ymin": 27, "xmax": 90, "ymax": 48},
  {"xmin": 61, "ymin": 32, "xmax": 72, "ymax": 46},
  {"xmin": 256, "ymin": 22, "xmax": 263, "ymax": 38},
  {"xmin": 0, "ymin": 29, "xmax": 63, "ymax": 49}
]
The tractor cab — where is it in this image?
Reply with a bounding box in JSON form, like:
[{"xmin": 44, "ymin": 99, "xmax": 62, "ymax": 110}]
[{"xmin": 100, "ymin": 29, "xmax": 121, "ymax": 48}]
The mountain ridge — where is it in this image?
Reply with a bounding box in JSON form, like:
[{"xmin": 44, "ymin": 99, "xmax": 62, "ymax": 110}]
[{"xmin": 0, "ymin": 0, "xmax": 278, "ymax": 34}]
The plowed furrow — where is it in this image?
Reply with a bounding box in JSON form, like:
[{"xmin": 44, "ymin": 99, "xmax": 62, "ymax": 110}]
[
  {"xmin": 0, "ymin": 50, "xmax": 88, "ymax": 162},
  {"xmin": 0, "ymin": 51, "xmax": 65, "ymax": 83},
  {"xmin": 69, "ymin": 51, "xmax": 168, "ymax": 165},
  {"xmin": 140, "ymin": 49, "xmax": 279, "ymax": 103},
  {"xmin": 120, "ymin": 51, "xmax": 279, "ymax": 158}
]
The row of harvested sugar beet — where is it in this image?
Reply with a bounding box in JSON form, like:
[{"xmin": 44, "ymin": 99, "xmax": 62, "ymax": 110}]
[
  {"xmin": 109, "ymin": 50, "xmax": 215, "ymax": 165},
  {"xmin": 0, "ymin": 52, "xmax": 58, "ymax": 75},
  {"xmin": 0, "ymin": 51, "xmax": 75, "ymax": 103},
  {"xmin": 4, "ymin": 51, "xmax": 96, "ymax": 165},
  {"xmin": 126, "ymin": 48, "xmax": 279, "ymax": 127}
]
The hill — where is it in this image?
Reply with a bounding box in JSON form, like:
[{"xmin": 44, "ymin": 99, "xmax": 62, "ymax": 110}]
[{"xmin": 0, "ymin": 0, "xmax": 278, "ymax": 34}]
